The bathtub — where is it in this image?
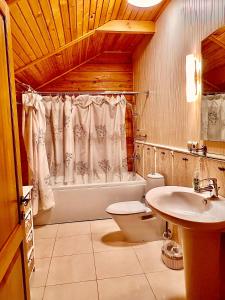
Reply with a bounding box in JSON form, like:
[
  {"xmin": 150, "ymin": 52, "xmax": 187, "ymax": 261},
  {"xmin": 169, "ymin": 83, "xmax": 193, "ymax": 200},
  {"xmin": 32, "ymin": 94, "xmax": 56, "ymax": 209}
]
[{"xmin": 34, "ymin": 173, "xmax": 146, "ymax": 225}]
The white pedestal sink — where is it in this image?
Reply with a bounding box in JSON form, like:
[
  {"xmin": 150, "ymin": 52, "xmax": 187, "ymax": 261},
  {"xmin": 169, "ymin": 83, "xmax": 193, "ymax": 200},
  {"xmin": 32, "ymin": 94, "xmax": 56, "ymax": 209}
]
[{"xmin": 146, "ymin": 186, "xmax": 225, "ymax": 300}]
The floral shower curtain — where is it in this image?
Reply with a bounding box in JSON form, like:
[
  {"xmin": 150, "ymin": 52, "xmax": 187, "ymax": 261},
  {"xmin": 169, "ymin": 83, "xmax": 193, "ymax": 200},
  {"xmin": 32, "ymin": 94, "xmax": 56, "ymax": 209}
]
[
  {"xmin": 22, "ymin": 93, "xmax": 128, "ymax": 214},
  {"xmin": 201, "ymin": 94, "xmax": 225, "ymax": 141},
  {"xmin": 22, "ymin": 93, "xmax": 55, "ymax": 215}
]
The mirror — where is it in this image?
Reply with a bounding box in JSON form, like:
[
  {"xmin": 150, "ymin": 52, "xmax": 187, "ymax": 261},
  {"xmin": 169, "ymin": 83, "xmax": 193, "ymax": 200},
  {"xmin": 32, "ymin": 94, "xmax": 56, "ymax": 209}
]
[{"xmin": 201, "ymin": 26, "xmax": 225, "ymax": 141}]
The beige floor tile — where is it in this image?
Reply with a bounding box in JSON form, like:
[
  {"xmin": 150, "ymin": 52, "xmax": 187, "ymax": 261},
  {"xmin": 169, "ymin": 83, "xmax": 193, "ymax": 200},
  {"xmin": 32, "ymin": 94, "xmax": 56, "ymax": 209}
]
[
  {"xmin": 30, "ymin": 287, "xmax": 45, "ymax": 300},
  {"xmin": 95, "ymin": 249, "xmax": 143, "ymax": 279},
  {"xmin": 43, "ymin": 281, "xmax": 98, "ymax": 300},
  {"xmin": 90, "ymin": 219, "xmax": 120, "ymax": 234},
  {"xmin": 146, "ymin": 270, "xmax": 186, "ymax": 300},
  {"xmin": 134, "ymin": 240, "xmax": 167, "ymax": 273},
  {"xmin": 57, "ymin": 222, "xmax": 91, "ymax": 237},
  {"xmin": 47, "ymin": 253, "xmax": 96, "ymax": 285},
  {"xmin": 30, "ymin": 258, "xmax": 51, "ymax": 287},
  {"xmin": 35, "ymin": 238, "xmax": 55, "ymax": 258},
  {"xmin": 53, "ymin": 234, "xmax": 92, "ymax": 256},
  {"xmin": 34, "ymin": 224, "xmax": 58, "ymax": 239},
  {"xmin": 98, "ymin": 274, "xmax": 156, "ymax": 300},
  {"xmin": 92, "ymin": 231, "xmax": 134, "ymax": 252}
]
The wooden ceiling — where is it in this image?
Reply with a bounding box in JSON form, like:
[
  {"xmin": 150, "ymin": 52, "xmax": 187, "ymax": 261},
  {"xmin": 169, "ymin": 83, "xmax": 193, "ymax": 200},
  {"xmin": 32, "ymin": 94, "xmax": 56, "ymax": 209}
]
[
  {"xmin": 202, "ymin": 25, "xmax": 225, "ymax": 92},
  {"xmin": 7, "ymin": 0, "xmax": 169, "ymax": 89}
]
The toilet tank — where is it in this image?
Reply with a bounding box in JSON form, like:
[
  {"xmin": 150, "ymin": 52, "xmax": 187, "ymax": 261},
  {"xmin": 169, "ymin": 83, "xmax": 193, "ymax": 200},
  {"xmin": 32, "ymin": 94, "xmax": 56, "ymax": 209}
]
[{"xmin": 145, "ymin": 173, "xmax": 165, "ymax": 193}]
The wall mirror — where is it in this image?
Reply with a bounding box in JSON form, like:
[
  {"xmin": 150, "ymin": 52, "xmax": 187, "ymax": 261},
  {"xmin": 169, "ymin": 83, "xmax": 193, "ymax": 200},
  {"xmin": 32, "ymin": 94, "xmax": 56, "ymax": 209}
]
[{"xmin": 201, "ymin": 25, "xmax": 225, "ymax": 141}]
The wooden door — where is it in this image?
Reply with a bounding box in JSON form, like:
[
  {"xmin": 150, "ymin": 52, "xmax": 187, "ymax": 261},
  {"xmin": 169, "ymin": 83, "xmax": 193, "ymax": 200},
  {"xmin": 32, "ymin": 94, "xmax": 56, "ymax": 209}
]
[{"xmin": 0, "ymin": 1, "xmax": 30, "ymax": 299}]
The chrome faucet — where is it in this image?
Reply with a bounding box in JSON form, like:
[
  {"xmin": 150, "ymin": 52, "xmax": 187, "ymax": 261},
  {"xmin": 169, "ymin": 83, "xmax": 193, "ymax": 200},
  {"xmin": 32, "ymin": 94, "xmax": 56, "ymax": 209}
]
[{"xmin": 194, "ymin": 177, "xmax": 219, "ymax": 199}]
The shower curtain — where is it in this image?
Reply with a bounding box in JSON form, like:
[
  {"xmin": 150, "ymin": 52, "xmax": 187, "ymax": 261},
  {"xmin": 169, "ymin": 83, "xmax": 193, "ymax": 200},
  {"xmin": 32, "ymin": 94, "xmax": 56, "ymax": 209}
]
[
  {"xmin": 22, "ymin": 93, "xmax": 128, "ymax": 214},
  {"xmin": 201, "ymin": 94, "xmax": 225, "ymax": 141}
]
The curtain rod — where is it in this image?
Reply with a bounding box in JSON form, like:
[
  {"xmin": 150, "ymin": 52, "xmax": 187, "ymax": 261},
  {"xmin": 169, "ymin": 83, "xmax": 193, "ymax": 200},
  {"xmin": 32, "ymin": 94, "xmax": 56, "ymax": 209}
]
[{"xmin": 23, "ymin": 90, "xmax": 150, "ymax": 96}]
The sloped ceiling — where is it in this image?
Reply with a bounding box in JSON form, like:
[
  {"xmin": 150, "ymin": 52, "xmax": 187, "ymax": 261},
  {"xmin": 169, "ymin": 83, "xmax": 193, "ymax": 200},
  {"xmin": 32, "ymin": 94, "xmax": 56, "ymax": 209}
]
[{"xmin": 8, "ymin": 0, "xmax": 170, "ymax": 89}]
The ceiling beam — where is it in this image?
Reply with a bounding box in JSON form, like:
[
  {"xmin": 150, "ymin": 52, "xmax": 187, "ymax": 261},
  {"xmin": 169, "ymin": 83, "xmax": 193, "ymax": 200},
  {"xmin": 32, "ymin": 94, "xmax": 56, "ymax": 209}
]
[
  {"xmin": 15, "ymin": 30, "xmax": 96, "ymax": 74},
  {"xmin": 36, "ymin": 53, "xmax": 103, "ymax": 90},
  {"xmin": 96, "ymin": 20, "xmax": 155, "ymax": 34},
  {"xmin": 15, "ymin": 20, "xmax": 155, "ymax": 75}
]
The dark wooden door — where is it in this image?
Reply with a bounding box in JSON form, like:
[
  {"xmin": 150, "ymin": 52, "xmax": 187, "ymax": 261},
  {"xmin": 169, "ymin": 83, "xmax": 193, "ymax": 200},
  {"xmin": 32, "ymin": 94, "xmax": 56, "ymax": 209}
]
[{"xmin": 0, "ymin": 1, "xmax": 30, "ymax": 299}]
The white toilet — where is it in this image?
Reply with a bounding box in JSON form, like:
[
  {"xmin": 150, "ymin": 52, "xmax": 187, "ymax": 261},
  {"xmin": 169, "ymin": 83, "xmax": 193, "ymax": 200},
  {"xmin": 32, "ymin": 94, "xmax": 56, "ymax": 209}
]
[{"xmin": 106, "ymin": 173, "xmax": 165, "ymax": 242}]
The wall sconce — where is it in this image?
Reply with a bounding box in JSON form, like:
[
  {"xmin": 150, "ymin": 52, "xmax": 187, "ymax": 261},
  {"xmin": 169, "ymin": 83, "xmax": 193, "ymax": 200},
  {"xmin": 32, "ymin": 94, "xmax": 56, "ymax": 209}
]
[{"xmin": 186, "ymin": 54, "xmax": 199, "ymax": 102}]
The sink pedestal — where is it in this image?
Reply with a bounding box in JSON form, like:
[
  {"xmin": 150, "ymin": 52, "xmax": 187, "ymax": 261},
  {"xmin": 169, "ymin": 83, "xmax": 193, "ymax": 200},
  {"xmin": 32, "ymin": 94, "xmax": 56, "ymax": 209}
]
[{"xmin": 181, "ymin": 228, "xmax": 221, "ymax": 300}]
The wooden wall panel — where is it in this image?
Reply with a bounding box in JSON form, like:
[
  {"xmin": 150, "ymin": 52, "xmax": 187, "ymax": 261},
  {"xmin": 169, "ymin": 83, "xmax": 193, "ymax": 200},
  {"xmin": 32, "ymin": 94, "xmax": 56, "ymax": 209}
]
[
  {"xmin": 156, "ymin": 148, "xmax": 173, "ymax": 185},
  {"xmin": 143, "ymin": 145, "xmax": 155, "ymax": 178},
  {"xmin": 133, "ymin": 0, "xmax": 225, "ymax": 155}
]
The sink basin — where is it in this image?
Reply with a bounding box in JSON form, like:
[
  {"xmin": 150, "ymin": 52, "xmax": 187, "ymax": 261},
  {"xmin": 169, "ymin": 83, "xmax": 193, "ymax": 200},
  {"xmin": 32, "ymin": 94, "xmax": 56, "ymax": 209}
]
[
  {"xmin": 146, "ymin": 186, "xmax": 225, "ymax": 300},
  {"xmin": 146, "ymin": 186, "xmax": 225, "ymax": 230}
]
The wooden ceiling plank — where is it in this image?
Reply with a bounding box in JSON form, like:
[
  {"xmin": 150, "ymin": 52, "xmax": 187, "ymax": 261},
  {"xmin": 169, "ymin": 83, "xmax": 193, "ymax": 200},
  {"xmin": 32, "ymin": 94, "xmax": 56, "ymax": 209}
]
[
  {"xmin": 49, "ymin": 0, "xmax": 65, "ymax": 46},
  {"xmin": 12, "ymin": 36, "xmax": 31, "ymax": 65},
  {"xmin": 11, "ymin": 4, "xmax": 43, "ymax": 57},
  {"xmin": 54, "ymin": 71, "xmax": 131, "ymax": 82},
  {"xmin": 28, "ymin": 0, "xmax": 54, "ymax": 52},
  {"xmin": 15, "ymin": 30, "xmax": 96, "ymax": 74},
  {"xmin": 99, "ymin": 0, "xmax": 110, "ymax": 27},
  {"xmin": 152, "ymin": 0, "xmax": 170, "ymax": 21},
  {"xmin": 84, "ymin": 35, "xmax": 90, "ymax": 61},
  {"xmin": 105, "ymin": 0, "xmax": 116, "ymax": 22},
  {"xmin": 96, "ymin": 20, "xmax": 155, "ymax": 34},
  {"xmin": 83, "ymin": 0, "xmax": 91, "ymax": 34},
  {"xmin": 42, "ymin": 81, "xmax": 132, "ymax": 91},
  {"xmin": 18, "ymin": 0, "xmax": 49, "ymax": 55},
  {"xmin": 134, "ymin": 8, "xmax": 145, "ymax": 20},
  {"xmin": 59, "ymin": 0, "xmax": 72, "ymax": 43},
  {"xmin": 39, "ymin": 0, "xmax": 60, "ymax": 49},
  {"xmin": 122, "ymin": 4, "xmax": 133, "ymax": 19},
  {"xmin": 86, "ymin": 34, "xmax": 98, "ymax": 59},
  {"xmin": 128, "ymin": 7, "xmax": 140, "ymax": 20},
  {"xmin": 110, "ymin": 0, "xmax": 122, "ymax": 20},
  {"xmin": 6, "ymin": 0, "xmax": 20, "ymax": 5},
  {"xmin": 68, "ymin": 0, "xmax": 77, "ymax": 39},
  {"xmin": 75, "ymin": 63, "xmax": 132, "ymax": 72},
  {"xmin": 88, "ymin": 0, "xmax": 97, "ymax": 30},
  {"xmin": 94, "ymin": 0, "xmax": 104, "ymax": 29},
  {"xmin": 37, "ymin": 53, "xmax": 103, "ymax": 89},
  {"xmin": 76, "ymin": 0, "xmax": 84, "ymax": 37},
  {"xmin": 209, "ymin": 36, "xmax": 225, "ymax": 52},
  {"xmin": 10, "ymin": 17, "xmax": 37, "ymax": 61},
  {"xmin": 116, "ymin": 0, "xmax": 127, "ymax": 19},
  {"xmin": 13, "ymin": 52, "xmax": 25, "ymax": 68},
  {"xmin": 14, "ymin": 18, "xmax": 154, "ymax": 75}
]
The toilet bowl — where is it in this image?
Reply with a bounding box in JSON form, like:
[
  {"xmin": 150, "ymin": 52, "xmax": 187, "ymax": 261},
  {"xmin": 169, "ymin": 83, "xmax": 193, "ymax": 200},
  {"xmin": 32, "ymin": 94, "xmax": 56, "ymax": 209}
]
[{"xmin": 106, "ymin": 173, "xmax": 165, "ymax": 242}]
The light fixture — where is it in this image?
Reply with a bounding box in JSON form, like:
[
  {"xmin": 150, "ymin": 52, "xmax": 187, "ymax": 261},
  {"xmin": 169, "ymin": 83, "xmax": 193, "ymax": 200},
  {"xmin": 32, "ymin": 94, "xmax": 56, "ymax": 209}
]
[
  {"xmin": 128, "ymin": 0, "xmax": 163, "ymax": 8},
  {"xmin": 186, "ymin": 54, "xmax": 199, "ymax": 102}
]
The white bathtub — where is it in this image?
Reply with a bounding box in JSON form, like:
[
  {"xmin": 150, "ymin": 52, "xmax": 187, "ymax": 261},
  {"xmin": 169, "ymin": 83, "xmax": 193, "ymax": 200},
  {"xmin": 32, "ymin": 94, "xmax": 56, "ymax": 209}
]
[{"xmin": 34, "ymin": 173, "xmax": 146, "ymax": 225}]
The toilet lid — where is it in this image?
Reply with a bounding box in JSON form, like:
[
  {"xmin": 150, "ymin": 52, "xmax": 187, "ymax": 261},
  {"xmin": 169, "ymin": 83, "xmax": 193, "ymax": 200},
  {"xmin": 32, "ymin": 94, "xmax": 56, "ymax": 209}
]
[{"xmin": 106, "ymin": 201, "xmax": 151, "ymax": 215}]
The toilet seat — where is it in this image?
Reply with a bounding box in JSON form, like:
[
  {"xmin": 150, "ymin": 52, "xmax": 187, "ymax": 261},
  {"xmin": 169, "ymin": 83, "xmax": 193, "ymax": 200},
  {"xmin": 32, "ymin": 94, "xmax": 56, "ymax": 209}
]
[{"xmin": 106, "ymin": 201, "xmax": 151, "ymax": 215}]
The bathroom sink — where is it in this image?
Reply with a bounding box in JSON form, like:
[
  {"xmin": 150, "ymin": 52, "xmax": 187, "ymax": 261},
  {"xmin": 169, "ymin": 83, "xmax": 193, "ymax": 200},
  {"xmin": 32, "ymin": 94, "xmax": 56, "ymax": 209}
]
[{"xmin": 145, "ymin": 186, "xmax": 225, "ymax": 230}]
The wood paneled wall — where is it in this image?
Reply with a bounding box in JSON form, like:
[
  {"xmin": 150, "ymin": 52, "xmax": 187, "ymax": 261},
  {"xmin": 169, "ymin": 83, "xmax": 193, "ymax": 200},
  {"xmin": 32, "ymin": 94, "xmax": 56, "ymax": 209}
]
[
  {"xmin": 19, "ymin": 52, "xmax": 134, "ymax": 183},
  {"xmin": 133, "ymin": 0, "xmax": 225, "ymax": 155},
  {"xmin": 136, "ymin": 142, "xmax": 225, "ymax": 199}
]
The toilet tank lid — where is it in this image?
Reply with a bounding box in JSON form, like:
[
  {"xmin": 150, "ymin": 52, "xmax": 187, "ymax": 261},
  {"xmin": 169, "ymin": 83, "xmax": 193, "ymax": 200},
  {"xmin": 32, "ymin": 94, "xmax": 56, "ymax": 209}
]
[
  {"xmin": 147, "ymin": 173, "xmax": 164, "ymax": 179},
  {"xmin": 106, "ymin": 201, "xmax": 151, "ymax": 215}
]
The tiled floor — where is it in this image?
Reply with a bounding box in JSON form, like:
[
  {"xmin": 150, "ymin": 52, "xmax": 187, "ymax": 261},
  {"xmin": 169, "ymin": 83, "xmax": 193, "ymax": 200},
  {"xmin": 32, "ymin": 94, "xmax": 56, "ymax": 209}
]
[{"xmin": 31, "ymin": 219, "xmax": 186, "ymax": 300}]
